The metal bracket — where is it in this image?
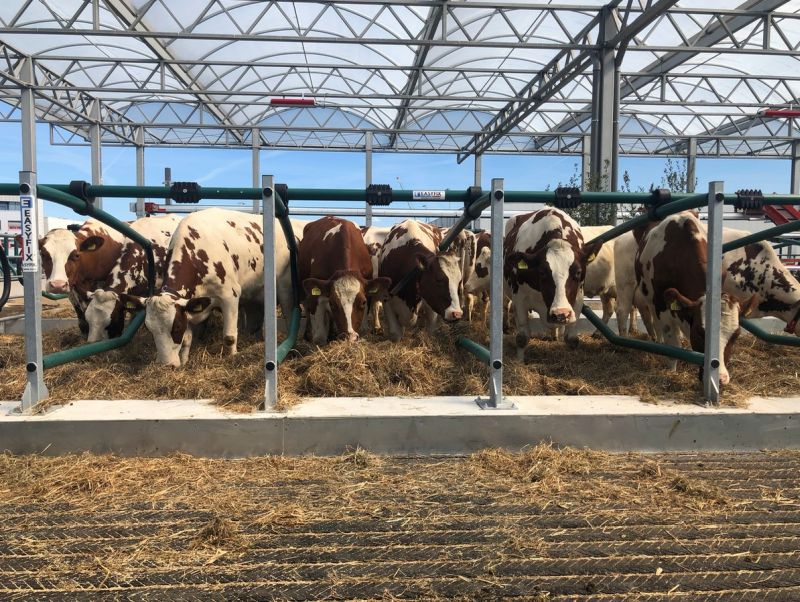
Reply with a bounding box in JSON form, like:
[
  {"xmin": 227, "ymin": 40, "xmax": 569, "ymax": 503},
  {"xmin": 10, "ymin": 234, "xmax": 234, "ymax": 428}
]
[
  {"xmin": 648, "ymin": 188, "xmax": 671, "ymax": 220},
  {"xmin": 475, "ymin": 396, "xmax": 517, "ymax": 410},
  {"xmin": 274, "ymin": 183, "xmax": 289, "ymax": 209},
  {"xmin": 734, "ymin": 189, "xmax": 764, "ymax": 210},
  {"xmin": 464, "ymin": 185, "xmax": 482, "ymax": 218},
  {"xmin": 366, "ymin": 184, "xmax": 392, "ymax": 206},
  {"xmin": 553, "ymin": 186, "xmax": 581, "ymax": 209},
  {"xmin": 169, "ymin": 181, "xmax": 202, "ymax": 203}
]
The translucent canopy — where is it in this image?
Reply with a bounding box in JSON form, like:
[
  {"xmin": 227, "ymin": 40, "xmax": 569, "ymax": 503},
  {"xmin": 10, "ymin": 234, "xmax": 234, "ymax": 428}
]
[{"xmin": 1, "ymin": 0, "xmax": 799, "ymax": 157}]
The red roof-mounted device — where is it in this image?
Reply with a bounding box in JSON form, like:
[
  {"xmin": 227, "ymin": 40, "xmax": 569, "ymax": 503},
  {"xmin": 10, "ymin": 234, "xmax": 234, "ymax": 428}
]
[
  {"xmin": 760, "ymin": 108, "xmax": 800, "ymax": 118},
  {"xmin": 270, "ymin": 97, "xmax": 316, "ymax": 106}
]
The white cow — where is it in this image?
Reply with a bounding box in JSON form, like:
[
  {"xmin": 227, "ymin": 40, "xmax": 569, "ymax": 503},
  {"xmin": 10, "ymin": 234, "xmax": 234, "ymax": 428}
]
[{"xmin": 360, "ymin": 225, "xmax": 391, "ymax": 333}]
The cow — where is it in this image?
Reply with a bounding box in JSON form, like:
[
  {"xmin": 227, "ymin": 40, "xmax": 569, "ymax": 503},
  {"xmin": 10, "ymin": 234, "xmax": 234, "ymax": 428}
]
[
  {"xmin": 125, "ymin": 208, "xmax": 294, "ymax": 367},
  {"xmin": 465, "ymin": 232, "xmax": 491, "ymax": 322},
  {"xmin": 614, "ymin": 230, "xmax": 654, "ymax": 337},
  {"xmin": 39, "ymin": 219, "xmax": 126, "ymax": 336},
  {"xmin": 360, "ymin": 225, "xmax": 391, "ymax": 333},
  {"xmin": 83, "ymin": 215, "xmax": 182, "ymax": 342},
  {"xmin": 299, "ymin": 217, "xmax": 391, "ymax": 344},
  {"xmin": 503, "ymin": 208, "xmax": 603, "ymax": 359},
  {"xmin": 722, "ymin": 229, "xmax": 800, "ymax": 336},
  {"xmin": 378, "ymin": 220, "xmax": 476, "ymax": 342},
  {"xmin": 573, "ymin": 226, "xmax": 617, "ymax": 331},
  {"xmin": 635, "ymin": 212, "xmax": 757, "ymax": 385}
]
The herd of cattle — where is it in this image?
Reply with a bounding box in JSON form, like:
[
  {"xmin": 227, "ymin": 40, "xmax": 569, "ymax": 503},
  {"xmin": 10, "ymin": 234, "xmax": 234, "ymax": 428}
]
[{"xmin": 37, "ymin": 206, "xmax": 800, "ymax": 384}]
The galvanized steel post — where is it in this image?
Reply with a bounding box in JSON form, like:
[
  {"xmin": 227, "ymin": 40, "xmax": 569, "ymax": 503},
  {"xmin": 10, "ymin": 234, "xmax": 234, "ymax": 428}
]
[
  {"xmin": 472, "ymin": 154, "xmax": 482, "ymax": 229},
  {"xmin": 20, "ymin": 171, "xmax": 48, "ymax": 412},
  {"xmin": 488, "ymin": 178, "xmax": 505, "ymax": 408},
  {"xmin": 263, "ymin": 175, "xmax": 278, "ymax": 410},
  {"xmin": 703, "ymin": 181, "xmax": 724, "ymax": 404},
  {"xmin": 90, "ymin": 100, "xmax": 103, "ymax": 210},
  {"xmin": 365, "ymin": 131, "xmax": 373, "ymax": 227},
  {"xmin": 135, "ymin": 127, "xmax": 145, "ymax": 218},
  {"xmin": 252, "ymin": 128, "xmax": 261, "ymax": 214},
  {"xmin": 164, "ymin": 167, "xmax": 172, "ymax": 205}
]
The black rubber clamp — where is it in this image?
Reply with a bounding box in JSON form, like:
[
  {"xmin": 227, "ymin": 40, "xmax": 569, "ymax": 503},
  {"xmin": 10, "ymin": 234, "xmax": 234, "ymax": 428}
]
[
  {"xmin": 68, "ymin": 180, "xmax": 95, "ymax": 215},
  {"xmin": 366, "ymin": 184, "xmax": 393, "ymax": 206},
  {"xmin": 735, "ymin": 189, "xmax": 764, "ymax": 210},
  {"xmin": 554, "ymin": 187, "xmax": 581, "ymax": 209},
  {"xmin": 169, "ymin": 181, "xmax": 202, "ymax": 203},
  {"xmin": 647, "ymin": 188, "xmax": 672, "ymax": 220}
]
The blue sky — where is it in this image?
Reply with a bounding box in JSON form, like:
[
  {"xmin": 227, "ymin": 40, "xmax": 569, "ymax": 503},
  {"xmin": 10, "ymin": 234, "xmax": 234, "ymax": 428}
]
[{"xmin": 0, "ymin": 121, "xmax": 794, "ymax": 225}]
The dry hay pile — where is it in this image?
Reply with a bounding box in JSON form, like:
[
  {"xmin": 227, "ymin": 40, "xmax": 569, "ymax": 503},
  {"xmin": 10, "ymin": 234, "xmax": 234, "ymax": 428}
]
[
  {"xmin": 1, "ymin": 445, "xmax": 789, "ymax": 597},
  {"xmin": 1, "ymin": 314, "xmax": 799, "ymax": 411}
]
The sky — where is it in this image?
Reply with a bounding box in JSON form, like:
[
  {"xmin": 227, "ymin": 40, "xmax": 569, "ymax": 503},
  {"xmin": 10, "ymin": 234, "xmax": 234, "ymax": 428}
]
[{"xmin": 0, "ymin": 121, "xmax": 795, "ymax": 227}]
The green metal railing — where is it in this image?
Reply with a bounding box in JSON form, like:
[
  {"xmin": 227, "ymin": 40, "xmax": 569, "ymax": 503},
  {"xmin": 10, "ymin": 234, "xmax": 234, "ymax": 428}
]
[{"xmin": 44, "ymin": 311, "xmax": 145, "ymax": 369}]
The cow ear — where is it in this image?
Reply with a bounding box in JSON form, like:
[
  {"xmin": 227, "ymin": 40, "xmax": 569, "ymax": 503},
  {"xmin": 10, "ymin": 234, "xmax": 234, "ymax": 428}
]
[
  {"xmin": 303, "ymin": 278, "xmax": 331, "ymax": 298},
  {"xmin": 664, "ymin": 288, "xmax": 701, "ymax": 310},
  {"xmin": 184, "ymin": 297, "xmax": 212, "ymax": 314},
  {"xmin": 120, "ymin": 293, "xmax": 145, "ymax": 312},
  {"xmin": 582, "ymin": 239, "xmax": 604, "ymax": 264},
  {"xmin": 365, "ymin": 277, "xmax": 392, "ymax": 301},
  {"xmin": 79, "ymin": 235, "xmax": 105, "ymax": 252},
  {"xmin": 742, "ymin": 294, "xmax": 759, "ymax": 318},
  {"xmin": 507, "ymin": 251, "xmax": 538, "ymax": 272}
]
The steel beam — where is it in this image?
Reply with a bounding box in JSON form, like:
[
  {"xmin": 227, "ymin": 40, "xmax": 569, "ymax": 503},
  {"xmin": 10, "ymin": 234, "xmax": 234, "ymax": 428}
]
[
  {"xmin": 687, "ymin": 137, "xmax": 697, "ymax": 193},
  {"xmin": 89, "ymin": 100, "xmax": 103, "ymax": 210},
  {"xmin": 135, "ymin": 127, "xmax": 145, "ymax": 218},
  {"xmin": 252, "ymin": 128, "xmax": 260, "ymax": 214},
  {"xmin": 263, "ymin": 175, "xmax": 278, "ymax": 410},
  {"xmin": 704, "ymin": 181, "xmax": 724, "ymax": 404},
  {"xmin": 792, "ymin": 141, "xmax": 800, "ymax": 195},
  {"xmin": 365, "ymin": 131, "xmax": 373, "ymax": 227},
  {"xmin": 487, "ymin": 178, "xmax": 506, "ymax": 409}
]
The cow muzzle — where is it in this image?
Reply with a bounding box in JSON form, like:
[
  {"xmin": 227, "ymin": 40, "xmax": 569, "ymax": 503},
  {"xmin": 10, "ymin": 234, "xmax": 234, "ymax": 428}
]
[
  {"xmin": 47, "ymin": 279, "xmax": 70, "ymax": 294},
  {"xmin": 548, "ymin": 308, "xmax": 574, "ymax": 324},
  {"xmin": 444, "ymin": 308, "xmax": 463, "ymax": 322}
]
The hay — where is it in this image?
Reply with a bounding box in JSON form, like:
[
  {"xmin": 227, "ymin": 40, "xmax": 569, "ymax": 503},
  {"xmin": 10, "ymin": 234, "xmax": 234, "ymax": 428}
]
[{"xmin": 1, "ymin": 314, "xmax": 799, "ymax": 411}]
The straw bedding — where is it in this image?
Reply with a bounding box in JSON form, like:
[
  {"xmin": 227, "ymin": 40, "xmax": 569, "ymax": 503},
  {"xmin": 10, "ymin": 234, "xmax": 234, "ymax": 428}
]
[
  {"xmin": 1, "ymin": 447, "xmax": 798, "ymax": 598},
  {"xmin": 1, "ymin": 311, "xmax": 799, "ymax": 411}
]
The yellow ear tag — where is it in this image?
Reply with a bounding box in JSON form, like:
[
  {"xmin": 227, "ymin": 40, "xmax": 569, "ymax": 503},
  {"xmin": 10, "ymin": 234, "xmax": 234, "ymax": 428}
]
[
  {"xmin": 587, "ymin": 253, "xmax": 596, "ymax": 263},
  {"xmin": 85, "ymin": 244, "xmax": 96, "ymax": 251},
  {"xmin": 191, "ymin": 305, "xmax": 205, "ymax": 313},
  {"xmin": 517, "ymin": 259, "xmax": 528, "ymax": 270},
  {"xmin": 311, "ymin": 287, "xmax": 322, "ymax": 296},
  {"xmin": 125, "ymin": 302, "xmax": 136, "ymax": 309},
  {"xmin": 670, "ymin": 300, "xmax": 680, "ymax": 311},
  {"xmin": 367, "ymin": 286, "xmax": 378, "ymax": 294}
]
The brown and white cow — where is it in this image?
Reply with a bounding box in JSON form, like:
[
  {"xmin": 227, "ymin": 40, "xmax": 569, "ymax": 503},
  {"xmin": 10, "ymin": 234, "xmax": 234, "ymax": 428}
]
[
  {"xmin": 300, "ymin": 217, "xmax": 391, "ymax": 344},
  {"xmin": 126, "ymin": 208, "xmax": 294, "ymax": 367},
  {"xmin": 83, "ymin": 215, "xmax": 182, "ymax": 342},
  {"xmin": 635, "ymin": 212, "xmax": 757, "ymax": 385},
  {"xmin": 378, "ymin": 220, "xmax": 476, "ymax": 342},
  {"xmin": 360, "ymin": 225, "xmax": 391, "ymax": 333},
  {"xmin": 580, "ymin": 226, "xmax": 618, "ymax": 329},
  {"xmin": 504, "ymin": 208, "xmax": 603, "ymax": 358},
  {"xmin": 722, "ymin": 229, "xmax": 800, "ymax": 336},
  {"xmin": 39, "ymin": 219, "xmax": 126, "ymax": 336},
  {"xmin": 465, "ymin": 231, "xmax": 491, "ymax": 322}
]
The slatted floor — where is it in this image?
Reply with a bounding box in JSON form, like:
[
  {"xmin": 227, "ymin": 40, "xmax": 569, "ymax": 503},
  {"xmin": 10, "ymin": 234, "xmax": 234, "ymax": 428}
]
[{"xmin": 1, "ymin": 450, "xmax": 799, "ymax": 600}]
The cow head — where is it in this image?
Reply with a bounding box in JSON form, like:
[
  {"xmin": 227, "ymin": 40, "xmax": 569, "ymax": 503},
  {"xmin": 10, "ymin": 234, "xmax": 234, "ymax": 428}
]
[
  {"xmin": 303, "ymin": 272, "xmax": 391, "ymax": 344},
  {"xmin": 416, "ymin": 252, "xmax": 464, "ymax": 322},
  {"xmin": 465, "ymin": 244, "xmax": 491, "ymax": 295},
  {"xmin": 784, "ymin": 302, "xmax": 800, "ymax": 336},
  {"xmin": 125, "ymin": 291, "xmax": 212, "ymax": 367},
  {"xmin": 664, "ymin": 288, "xmax": 758, "ymax": 386},
  {"xmin": 84, "ymin": 289, "xmax": 128, "ymax": 342},
  {"xmin": 38, "ymin": 231, "xmax": 106, "ymax": 294},
  {"xmin": 507, "ymin": 239, "xmax": 603, "ymax": 324}
]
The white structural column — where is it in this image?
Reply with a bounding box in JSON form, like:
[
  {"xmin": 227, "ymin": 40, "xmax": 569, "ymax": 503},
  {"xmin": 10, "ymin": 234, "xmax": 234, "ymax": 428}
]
[
  {"xmin": 687, "ymin": 137, "xmax": 697, "ymax": 193},
  {"xmin": 20, "ymin": 56, "xmax": 48, "ymax": 411},
  {"xmin": 164, "ymin": 167, "xmax": 172, "ymax": 204},
  {"xmin": 703, "ymin": 181, "xmax": 724, "ymax": 404},
  {"xmin": 365, "ymin": 131, "xmax": 373, "ymax": 227},
  {"xmin": 263, "ymin": 175, "xmax": 278, "ymax": 410},
  {"xmin": 90, "ymin": 100, "xmax": 103, "ymax": 210},
  {"xmin": 590, "ymin": 7, "xmax": 618, "ymax": 191},
  {"xmin": 472, "ymin": 154, "xmax": 482, "ymax": 229},
  {"xmin": 252, "ymin": 128, "xmax": 260, "ymax": 213},
  {"xmin": 791, "ymin": 141, "xmax": 800, "ymax": 195},
  {"xmin": 488, "ymin": 178, "xmax": 505, "ymax": 408},
  {"xmin": 581, "ymin": 135, "xmax": 591, "ymax": 189},
  {"xmin": 135, "ymin": 127, "xmax": 145, "ymax": 217}
]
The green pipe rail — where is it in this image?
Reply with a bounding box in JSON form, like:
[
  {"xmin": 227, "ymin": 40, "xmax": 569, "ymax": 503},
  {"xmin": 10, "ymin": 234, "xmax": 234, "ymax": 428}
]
[
  {"xmin": 273, "ymin": 189, "xmax": 302, "ymax": 365},
  {"xmin": 739, "ymin": 318, "xmax": 800, "ymax": 347},
  {"xmin": 582, "ymin": 306, "xmax": 704, "ymax": 365},
  {"xmin": 723, "ymin": 220, "xmax": 800, "ymax": 253},
  {"xmin": 42, "ymin": 291, "xmax": 68, "ymax": 300},
  {"xmin": 43, "ymin": 311, "xmax": 145, "ymax": 369},
  {"xmin": 456, "ymin": 336, "xmax": 490, "ymax": 365}
]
